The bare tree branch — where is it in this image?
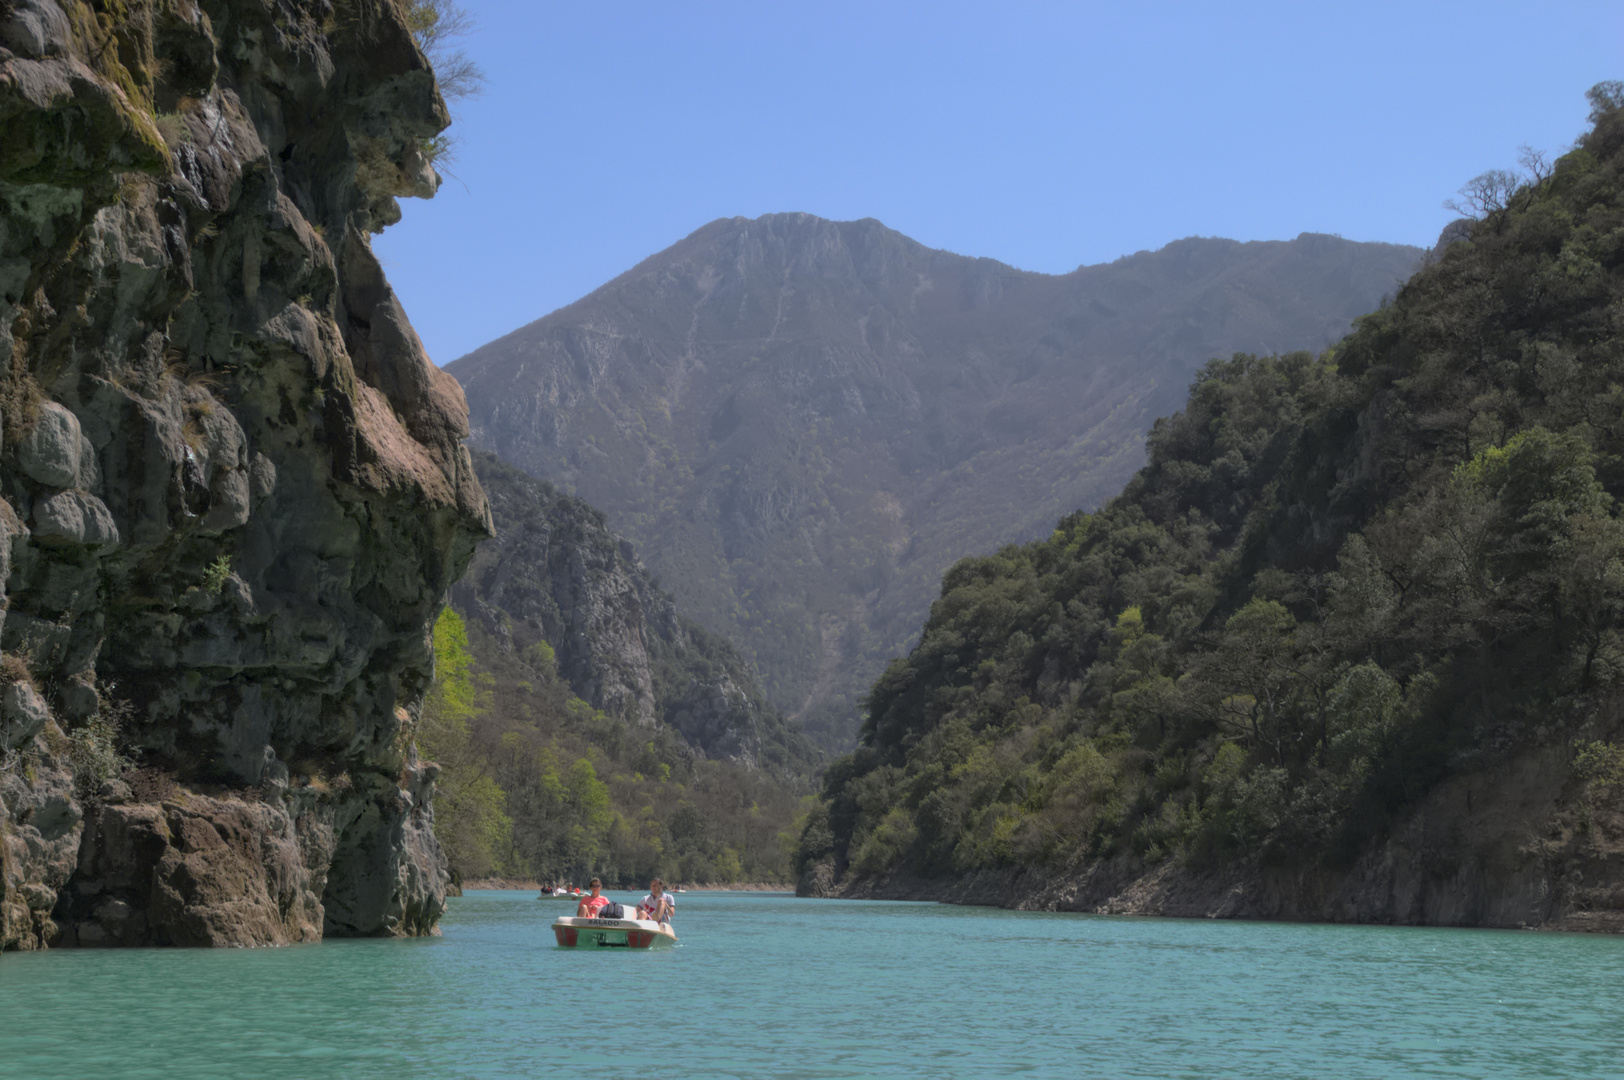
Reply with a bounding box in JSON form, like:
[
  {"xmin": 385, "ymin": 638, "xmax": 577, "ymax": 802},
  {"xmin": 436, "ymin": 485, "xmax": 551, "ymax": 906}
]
[
  {"xmin": 401, "ymin": 0, "xmax": 487, "ymax": 103},
  {"xmin": 1443, "ymin": 169, "xmax": 1521, "ymax": 220},
  {"xmin": 1517, "ymin": 145, "xmax": 1553, "ymax": 185}
]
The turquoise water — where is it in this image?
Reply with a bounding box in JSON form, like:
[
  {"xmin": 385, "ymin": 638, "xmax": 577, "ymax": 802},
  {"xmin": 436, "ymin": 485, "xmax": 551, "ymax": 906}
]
[{"xmin": 3, "ymin": 891, "xmax": 1623, "ymax": 1078}]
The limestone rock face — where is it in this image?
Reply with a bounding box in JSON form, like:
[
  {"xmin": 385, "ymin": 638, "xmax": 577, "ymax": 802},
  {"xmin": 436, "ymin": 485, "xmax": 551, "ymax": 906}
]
[
  {"xmin": 67, "ymin": 795, "xmax": 318, "ymax": 947},
  {"xmin": 0, "ymin": 723, "xmax": 80, "ymax": 950},
  {"xmin": 0, "ymin": 0, "xmax": 72, "ymax": 59},
  {"xmin": 0, "ymin": 0, "xmax": 488, "ymax": 950},
  {"xmin": 2, "ymin": 682, "xmax": 50, "ymax": 750},
  {"xmin": 16, "ymin": 402, "xmax": 80, "ymax": 487},
  {"xmin": 31, "ymin": 490, "xmax": 119, "ymax": 546}
]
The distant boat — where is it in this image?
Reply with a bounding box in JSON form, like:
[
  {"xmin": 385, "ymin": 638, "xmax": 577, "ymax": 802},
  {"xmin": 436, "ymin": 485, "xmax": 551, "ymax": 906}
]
[{"xmin": 552, "ymin": 914, "xmax": 677, "ymax": 949}]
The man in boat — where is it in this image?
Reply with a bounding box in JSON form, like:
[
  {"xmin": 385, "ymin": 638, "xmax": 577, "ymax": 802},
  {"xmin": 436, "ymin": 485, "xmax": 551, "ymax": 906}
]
[
  {"xmin": 638, "ymin": 878, "xmax": 675, "ymax": 925},
  {"xmin": 575, "ymin": 878, "xmax": 610, "ymax": 918}
]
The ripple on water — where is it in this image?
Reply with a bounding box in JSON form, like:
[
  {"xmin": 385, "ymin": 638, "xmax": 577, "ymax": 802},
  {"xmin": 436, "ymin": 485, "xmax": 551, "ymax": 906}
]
[{"xmin": 2, "ymin": 891, "xmax": 1623, "ymax": 1078}]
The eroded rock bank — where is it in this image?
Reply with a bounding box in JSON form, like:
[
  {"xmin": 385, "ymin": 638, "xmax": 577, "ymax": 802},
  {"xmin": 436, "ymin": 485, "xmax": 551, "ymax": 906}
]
[{"xmin": 1, "ymin": 0, "xmax": 488, "ymax": 950}]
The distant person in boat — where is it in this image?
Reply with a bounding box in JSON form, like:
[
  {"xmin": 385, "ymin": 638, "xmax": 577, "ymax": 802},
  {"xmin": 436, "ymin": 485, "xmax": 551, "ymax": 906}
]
[
  {"xmin": 576, "ymin": 879, "xmax": 610, "ymax": 918},
  {"xmin": 639, "ymin": 878, "xmax": 675, "ymax": 924}
]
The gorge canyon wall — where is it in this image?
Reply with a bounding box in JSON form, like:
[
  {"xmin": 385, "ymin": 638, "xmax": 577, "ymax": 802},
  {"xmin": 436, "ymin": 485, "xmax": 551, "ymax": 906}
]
[
  {"xmin": 0, "ymin": 0, "xmax": 489, "ymax": 949},
  {"xmin": 455, "ymin": 451, "xmax": 815, "ymax": 773}
]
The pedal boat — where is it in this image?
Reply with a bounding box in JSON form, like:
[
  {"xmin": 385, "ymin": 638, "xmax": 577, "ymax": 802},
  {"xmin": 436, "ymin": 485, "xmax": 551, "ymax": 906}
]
[{"xmin": 552, "ymin": 914, "xmax": 678, "ymax": 949}]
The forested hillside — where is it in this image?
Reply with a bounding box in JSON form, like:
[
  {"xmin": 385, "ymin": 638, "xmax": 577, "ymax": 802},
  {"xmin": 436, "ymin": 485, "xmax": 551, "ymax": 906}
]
[
  {"xmin": 449, "ymin": 219, "xmax": 1419, "ymax": 748},
  {"xmin": 799, "ymin": 86, "xmax": 1624, "ymax": 930},
  {"xmin": 419, "ymin": 455, "xmax": 815, "ymax": 887}
]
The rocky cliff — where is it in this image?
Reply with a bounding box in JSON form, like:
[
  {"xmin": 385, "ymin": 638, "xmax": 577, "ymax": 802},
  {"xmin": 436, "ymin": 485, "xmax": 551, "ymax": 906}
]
[
  {"xmin": 455, "ymin": 451, "xmax": 814, "ymax": 773},
  {"xmin": 0, "ymin": 0, "xmax": 488, "ymax": 950},
  {"xmin": 448, "ymin": 216, "xmax": 1421, "ymax": 748}
]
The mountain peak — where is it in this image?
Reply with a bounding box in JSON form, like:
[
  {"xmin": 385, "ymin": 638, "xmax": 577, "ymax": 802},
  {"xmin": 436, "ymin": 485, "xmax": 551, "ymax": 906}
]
[{"xmin": 449, "ymin": 221, "xmax": 1422, "ymax": 747}]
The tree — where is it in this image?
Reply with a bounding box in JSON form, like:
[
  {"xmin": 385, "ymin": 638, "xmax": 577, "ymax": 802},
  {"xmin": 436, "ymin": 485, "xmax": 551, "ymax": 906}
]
[
  {"xmin": 1208, "ymin": 599, "xmax": 1301, "ymax": 764},
  {"xmin": 419, "ymin": 608, "xmax": 512, "ymax": 879},
  {"xmin": 1587, "ymin": 80, "xmax": 1624, "ymax": 123},
  {"xmin": 1444, "ymin": 169, "xmax": 1522, "ymax": 219},
  {"xmin": 400, "ymin": 0, "xmax": 485, "ymax": 168},
  {"xmin": 401, "ymin": 0, "xmax": 485, "ymax": 102}
]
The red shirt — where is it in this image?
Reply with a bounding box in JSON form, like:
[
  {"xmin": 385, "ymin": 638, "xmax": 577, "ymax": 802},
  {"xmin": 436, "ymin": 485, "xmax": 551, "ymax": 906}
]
[{"xmin": 579, "ymin": 894, "xmax": 609, "ymax": 917}]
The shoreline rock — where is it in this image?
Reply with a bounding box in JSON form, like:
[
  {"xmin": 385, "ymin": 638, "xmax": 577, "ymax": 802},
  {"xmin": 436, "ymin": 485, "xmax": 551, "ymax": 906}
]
[{"xmin": 806, "ymin": 747, "xmax": 1624, "ymax": 933}]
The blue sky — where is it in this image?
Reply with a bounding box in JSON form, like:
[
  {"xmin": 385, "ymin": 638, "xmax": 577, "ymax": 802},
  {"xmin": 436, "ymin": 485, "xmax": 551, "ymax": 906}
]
[{"xmin": 373, "ymin": 0, "xmax": 1623, "ymax": 366}]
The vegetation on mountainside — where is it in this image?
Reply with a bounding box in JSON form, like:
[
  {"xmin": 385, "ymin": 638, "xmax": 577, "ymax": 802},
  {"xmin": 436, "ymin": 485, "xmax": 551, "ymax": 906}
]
[
  {"xmin": 420, "ymin": 607, "xmax": 809, "ymax": 886},
  {"xmin": 459, "ymin": 452, "xmax": 818, "ymax": 776},
  {"xmin": 419, "ymin": 455, "xmax": 815, "ymax": 886},
  {"xmin": 800, "ymin": 85, "xmax": 1624, "ymax": 889}
]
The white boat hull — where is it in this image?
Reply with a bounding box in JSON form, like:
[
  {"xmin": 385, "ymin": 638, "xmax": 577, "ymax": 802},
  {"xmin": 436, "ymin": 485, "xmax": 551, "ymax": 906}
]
[{"xmin": 552, "ymin": 915, "xmax": 677, "ymax": 949}]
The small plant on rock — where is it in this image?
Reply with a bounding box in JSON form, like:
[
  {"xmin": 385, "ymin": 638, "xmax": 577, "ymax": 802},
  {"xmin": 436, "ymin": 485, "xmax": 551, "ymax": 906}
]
[
  {"xmin": 67, "ymin": 696, "xmax": 134, "ymax": 799},
  {"xmin": 0, "ymin": 654, "xmax": 33, "ymax": 687},
  {"xmin": 202, "ymin": 555, "xmax": 232, "ymax": 594},
  {"xmin": 401, "ymin": 0, "xmax": 484, "ymax": 102},
  {"xmin": 1575, "ymin": 740, "xmax": 1624, "ymax": 789},
  {"xmin": 154, "ymin": 112, "xmax": 192, "ymax": 148}
]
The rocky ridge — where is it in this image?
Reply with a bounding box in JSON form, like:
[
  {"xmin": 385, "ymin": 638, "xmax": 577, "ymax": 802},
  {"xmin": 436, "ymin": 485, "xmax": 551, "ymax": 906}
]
[
  {"xmin": 455, "ymin": 451, "xmax": 814, "ymax": 773},
  {"xmin": 1, "ymin": 0, "xmax": 488, "ymax": 949}
]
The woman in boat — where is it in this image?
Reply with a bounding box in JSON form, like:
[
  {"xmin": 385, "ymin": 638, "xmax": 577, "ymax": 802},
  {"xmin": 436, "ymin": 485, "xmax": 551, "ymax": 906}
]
[
  {"xmin": 638, "ymin": 878, "xmax": 675, "ymax": 924},
  {"xmin": 575, "ymin": 878, "xmax": 610, "ymax": 918}
]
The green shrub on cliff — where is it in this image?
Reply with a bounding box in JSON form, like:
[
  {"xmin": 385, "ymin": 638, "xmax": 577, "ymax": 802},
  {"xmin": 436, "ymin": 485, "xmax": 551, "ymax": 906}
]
[
  {"xmin": 402, "ymin": 0, "xmax": 483, "ymax": 102},
  {"xmin": 803, "ymin": 85, "xmax": 1624, "ymax": 890},
  {"xmin": 401, "ymin": 0, "xmax": 482, "ymax": 168},
  {"xmin": 1575, "ymin": 741, "xmax": 1624, "ymax": 788}
]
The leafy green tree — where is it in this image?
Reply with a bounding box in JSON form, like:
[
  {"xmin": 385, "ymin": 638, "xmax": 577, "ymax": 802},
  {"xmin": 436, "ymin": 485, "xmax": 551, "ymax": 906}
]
[
  {"xmin": 417, "ymin": 593, "xmax": 811, "ymax": 887},
  {"xmin": 419, "ymin": 608, "xmax": 512, "ymax": 878},
  {"xmin": 1207, "ymin": 599, "xmax": 1300, "ymax": 764}
]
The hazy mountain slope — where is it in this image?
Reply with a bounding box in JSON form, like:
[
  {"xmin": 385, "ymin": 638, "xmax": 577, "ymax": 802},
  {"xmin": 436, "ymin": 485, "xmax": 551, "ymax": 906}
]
[
  {"xmin": 449, "ymin": 216, "xmax": 1421, "ymax": 747},
  {"xmin": 418, "ymin": 452, "xmax": 816, "ymax": 887},
  {"xmin": 452, "ymin": 451, "xmax": 814, "ymax": 774},
  {"xmin": 798, "ymin": 88, "xmax": 1624, "ymax": 931}
]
